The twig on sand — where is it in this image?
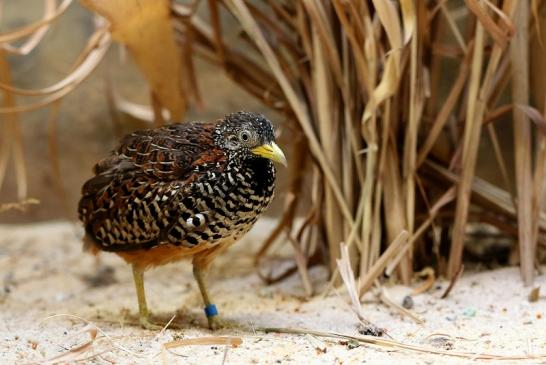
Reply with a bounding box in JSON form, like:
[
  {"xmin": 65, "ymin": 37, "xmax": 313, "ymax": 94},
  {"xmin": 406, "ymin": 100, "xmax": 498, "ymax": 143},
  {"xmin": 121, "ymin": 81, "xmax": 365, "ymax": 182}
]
[
  {"xmin": 39, "ymin": 313, "xmax": 141, "ymax": 357},
  {"xmin": 221, "ymin": 344, "xmax": 230, "ymax": 365},
  {"xmin": 163, "ymin": 337, "xmax": 242, "ymax": 349},
  {"xmin": 38, "ymin": 313, "xmax": 243, "ymax": 363},
  {"xmin": 336, "ymin": 243, "xmax": 371, "ymax": 325},
  {"xmin": 411, "ymin": 267, "xmax": 436, "ymax": 295},
  {"xmin": 153, "ymin": 314, "xmax": 176, "ymax": 342},
  {"xmin": 39, "ymin": 324, "xmax": 98, "ymax": 364},
  {"xmin": 441, "ymin": 264, "xmax": 464, "ymax": 299},
  {"xmin": 377, "ymin": 286, "xmax": 424, "ymax": 324},
  {"xmin": 335, "ymin": 243, "xmax": 385, "ymax": 335},
  {"xmin": 260, "ymin": 327, "xmax": 546, "ymax": 361}
]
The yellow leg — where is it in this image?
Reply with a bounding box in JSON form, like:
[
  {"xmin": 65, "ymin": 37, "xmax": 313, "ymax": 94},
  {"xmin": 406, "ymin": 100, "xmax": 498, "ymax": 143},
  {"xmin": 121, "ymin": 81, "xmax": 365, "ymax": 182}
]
[
  {"xmin": 193, "ymin": 265, "xmax": 219, "ymax": 330},
  {"xmin": 132, "ymin": 265, "xmax": 162, "ymax": 330}
]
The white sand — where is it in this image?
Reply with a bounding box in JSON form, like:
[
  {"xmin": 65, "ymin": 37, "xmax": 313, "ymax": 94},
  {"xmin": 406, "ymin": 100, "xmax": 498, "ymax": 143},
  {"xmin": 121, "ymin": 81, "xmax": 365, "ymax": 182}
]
[{"xmin": 1, "ymin": 220, "xmax": 545, "ymax": 364}]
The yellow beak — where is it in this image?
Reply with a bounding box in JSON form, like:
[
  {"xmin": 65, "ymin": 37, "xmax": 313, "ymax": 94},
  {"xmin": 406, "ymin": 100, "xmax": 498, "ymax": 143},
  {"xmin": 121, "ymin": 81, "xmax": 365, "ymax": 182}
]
[{"xmin": 251, "ymin": 142, "xmax": 287, "ymax": 166}]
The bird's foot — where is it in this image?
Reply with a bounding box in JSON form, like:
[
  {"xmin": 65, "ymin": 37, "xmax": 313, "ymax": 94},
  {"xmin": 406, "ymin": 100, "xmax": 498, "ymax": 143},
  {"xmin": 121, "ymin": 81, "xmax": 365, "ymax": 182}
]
[
  {"xmin": 139, "ymin": 316, "xmax": 164, "ymax": 331},
  {"xmin": 206, "ymin": 316, "xmax": 242, "ymax": 331},
  {"xmin": 207, "ymin": 315, "xmax": 219, "ymax": 330}
]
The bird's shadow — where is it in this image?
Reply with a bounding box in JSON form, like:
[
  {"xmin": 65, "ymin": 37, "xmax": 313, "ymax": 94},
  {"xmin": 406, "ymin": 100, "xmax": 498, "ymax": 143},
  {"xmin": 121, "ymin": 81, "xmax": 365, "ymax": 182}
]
[{"xmin": 97, "ymin": 308, "xmax": 247, "ymax": 332}]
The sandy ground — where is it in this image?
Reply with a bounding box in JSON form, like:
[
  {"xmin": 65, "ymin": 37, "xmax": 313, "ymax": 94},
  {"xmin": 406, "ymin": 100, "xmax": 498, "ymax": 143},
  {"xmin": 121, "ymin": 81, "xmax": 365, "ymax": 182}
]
[{"xmin": 1, "ymin": 220, "xmax": 546, "ymax": 364}]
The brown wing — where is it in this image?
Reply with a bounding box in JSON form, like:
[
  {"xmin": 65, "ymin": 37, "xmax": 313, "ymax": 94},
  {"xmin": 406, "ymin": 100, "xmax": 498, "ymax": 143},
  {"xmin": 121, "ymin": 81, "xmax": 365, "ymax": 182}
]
[
  {"xmin": 115, "ymin": 122, "xmax": 217, "ymax": 179},
  {"xmin": 78, "ymin": 121, "xmax": 226, "ymax": 251}
]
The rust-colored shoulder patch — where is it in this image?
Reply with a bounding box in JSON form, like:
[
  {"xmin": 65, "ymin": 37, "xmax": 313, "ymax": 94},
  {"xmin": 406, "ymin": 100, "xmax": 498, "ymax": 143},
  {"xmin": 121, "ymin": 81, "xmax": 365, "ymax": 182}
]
[{"xmin": 192, "ymin": 148, "xmax": 227, "ymax": 169}]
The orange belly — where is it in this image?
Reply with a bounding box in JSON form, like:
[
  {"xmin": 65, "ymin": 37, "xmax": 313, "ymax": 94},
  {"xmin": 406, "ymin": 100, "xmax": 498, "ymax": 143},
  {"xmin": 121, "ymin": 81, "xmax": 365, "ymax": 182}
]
[
  {"xmin": 115, "ymin": 244, "xmax": 211, "ymax": 270},
  {"xmin": 83, "ymin": 224, "xmax": 244, "ymax": 272},
  {"xmin": 84, "ymin": 233, "xmax": 239, "ymax": 271}
]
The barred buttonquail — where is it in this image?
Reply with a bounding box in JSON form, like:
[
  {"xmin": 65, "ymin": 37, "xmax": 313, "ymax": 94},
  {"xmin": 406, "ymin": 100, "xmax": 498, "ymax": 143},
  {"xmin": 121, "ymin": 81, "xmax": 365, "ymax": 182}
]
[{"xmin": 78, "ymin": 111, "xmax": 286, "ymax": 330}]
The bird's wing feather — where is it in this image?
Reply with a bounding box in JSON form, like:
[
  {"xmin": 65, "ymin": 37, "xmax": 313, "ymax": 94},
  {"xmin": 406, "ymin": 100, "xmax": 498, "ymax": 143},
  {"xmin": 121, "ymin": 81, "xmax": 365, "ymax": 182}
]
[
  {"xmin": 78, "ymin": 121, "xmax": 227, "ymax": 250},
  {"xmin": 80, "ymin": 122, "xmax": 221, "ymax": 196},
  {"xmin": 116, "ymin": 122, "xmax": 218, "ymax": 179}
]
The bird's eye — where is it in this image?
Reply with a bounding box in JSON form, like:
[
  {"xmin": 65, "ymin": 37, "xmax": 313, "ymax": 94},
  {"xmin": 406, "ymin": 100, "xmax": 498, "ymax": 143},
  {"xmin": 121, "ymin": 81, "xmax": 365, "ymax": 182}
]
[{"xmin": 239, "ymin": 130, "xmax": 251, "ymax": 142}]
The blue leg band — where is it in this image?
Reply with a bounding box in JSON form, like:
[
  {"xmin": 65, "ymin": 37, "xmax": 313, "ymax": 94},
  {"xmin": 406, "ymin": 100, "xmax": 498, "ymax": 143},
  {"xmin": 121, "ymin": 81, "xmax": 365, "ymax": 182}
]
[{"xmin": 204, "ymin": 304, "xmax": 218, "ymax": 318}]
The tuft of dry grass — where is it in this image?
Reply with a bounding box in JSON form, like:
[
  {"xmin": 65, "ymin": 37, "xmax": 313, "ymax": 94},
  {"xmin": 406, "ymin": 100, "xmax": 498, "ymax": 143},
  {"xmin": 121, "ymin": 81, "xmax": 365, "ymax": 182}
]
[{"xmin": 175, "ymin": 0, "xmax": 546, "ymax": 292}]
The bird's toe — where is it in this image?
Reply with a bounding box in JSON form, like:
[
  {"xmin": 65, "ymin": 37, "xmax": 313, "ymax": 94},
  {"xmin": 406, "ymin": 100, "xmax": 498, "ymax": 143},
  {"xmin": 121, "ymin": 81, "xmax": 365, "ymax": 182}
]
[{"xmin": 139, "ymin": 316, "xmax": 164, "ymax": 331}]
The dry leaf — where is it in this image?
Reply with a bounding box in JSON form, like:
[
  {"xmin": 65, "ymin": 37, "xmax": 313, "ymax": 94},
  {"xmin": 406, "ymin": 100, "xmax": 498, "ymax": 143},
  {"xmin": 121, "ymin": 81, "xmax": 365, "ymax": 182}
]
[
  {"xmin": 363, "ymin": 50, "xmax": 400, "ymax": 122},
  {"xmin": 411, "ymin": 267, "xmax": 435, "ymax": 295},
  {"xmin": 371, "ymin": 0, "xmax": 402, "ymax": 50},
  {"xmin": 399, "ymin": 0, "xmax": 416, "ymax": 45},
  {"xmin": 336, "ymin": 243, "xmax": 368, "ymax": 322},
  {"xmin": 42, "ymin": 324, "xmax": 98, "ymax": 364},
  {"xmin": 81, "ymin": 0, "xmax": 186, "ymax": 120}
]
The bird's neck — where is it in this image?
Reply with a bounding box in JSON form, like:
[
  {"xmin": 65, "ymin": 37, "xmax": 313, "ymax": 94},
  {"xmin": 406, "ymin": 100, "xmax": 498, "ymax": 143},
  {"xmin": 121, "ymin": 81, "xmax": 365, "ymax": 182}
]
[{"xmin": 241, "ymin": 157, "xmax": 276, "ymax": 196}]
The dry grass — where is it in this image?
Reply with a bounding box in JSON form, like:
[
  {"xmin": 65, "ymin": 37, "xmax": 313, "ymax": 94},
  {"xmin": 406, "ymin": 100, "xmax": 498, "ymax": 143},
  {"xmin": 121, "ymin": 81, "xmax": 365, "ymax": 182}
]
[
  {"xmin": 262, "ymin": 327, "xmax": 546, "ymax": 361},
  {"xmin": 32, "ymin": 315, "xmax": 546, "ymax": 363},
  {"xmin": 1, "ymin": 1, "xmax": 546, "ymax": 296},
  {"xmin": 177, "ymin": 0, "xmax": 546, "ymax": 292}
]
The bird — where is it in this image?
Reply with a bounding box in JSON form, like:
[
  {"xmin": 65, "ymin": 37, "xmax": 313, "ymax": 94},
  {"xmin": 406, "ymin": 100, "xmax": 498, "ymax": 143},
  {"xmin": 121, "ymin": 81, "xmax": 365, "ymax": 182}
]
[{"xmin": 78, "ymin": 111, "xmax": 286, "ymax": 330}]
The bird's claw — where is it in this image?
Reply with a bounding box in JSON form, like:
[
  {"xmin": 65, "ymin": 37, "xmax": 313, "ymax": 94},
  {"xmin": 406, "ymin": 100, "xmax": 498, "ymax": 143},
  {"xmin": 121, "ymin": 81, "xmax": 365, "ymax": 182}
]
[
  {"xmin": 207, "ymin": 315, "xmax": 220, "ymax": 330},
  {"xmin": 139, "ymin": 316, "xmax": 164, "ymax": 331},
  {"xmin": 206, "ymin": 316, "xmax": 241, "ymax": 331}
]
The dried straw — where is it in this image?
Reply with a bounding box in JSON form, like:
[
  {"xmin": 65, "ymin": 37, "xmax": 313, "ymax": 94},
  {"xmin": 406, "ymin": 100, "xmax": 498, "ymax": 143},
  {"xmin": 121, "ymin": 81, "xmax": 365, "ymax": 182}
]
[{"xmin": 178, "ymin": 0, "xmax": 544, "ymax": 291}]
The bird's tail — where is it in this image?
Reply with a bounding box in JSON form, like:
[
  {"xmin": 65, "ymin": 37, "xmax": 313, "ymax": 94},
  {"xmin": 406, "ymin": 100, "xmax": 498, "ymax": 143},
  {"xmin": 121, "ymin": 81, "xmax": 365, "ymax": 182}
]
[{"xmin": 82, "ymin": 234, "xmax": 101, "ymax": 255}]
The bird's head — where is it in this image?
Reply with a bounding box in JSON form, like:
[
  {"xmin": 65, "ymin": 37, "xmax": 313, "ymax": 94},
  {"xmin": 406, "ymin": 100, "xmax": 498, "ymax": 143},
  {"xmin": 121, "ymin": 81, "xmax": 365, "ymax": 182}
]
[{"xmin": 214, "ymin": 111, "xmax": 287, "ymax": 166}]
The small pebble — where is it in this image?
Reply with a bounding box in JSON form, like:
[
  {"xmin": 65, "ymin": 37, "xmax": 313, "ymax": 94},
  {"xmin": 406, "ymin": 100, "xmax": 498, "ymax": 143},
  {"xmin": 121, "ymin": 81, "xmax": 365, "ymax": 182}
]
[
  {"xmin": 402, "ymin": 295, "xmax": 414, "ymax": 309},
  {"xmin": 347, "ymin": 339, "xmax": 360, "ymax": 349},
  {"xmin": 462, "ymin": 307, "xmax": 476, "ymax": 317},
  {"xmin": 358, "ymin": 323, "xmax": 385, "ymax": 337},
  {"xmin": 428, "ymin": 336, "xmax": 453, "ymax": 350}
]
